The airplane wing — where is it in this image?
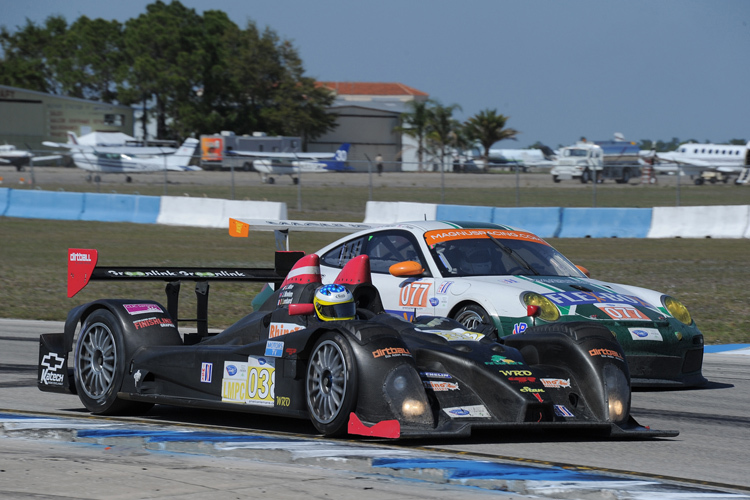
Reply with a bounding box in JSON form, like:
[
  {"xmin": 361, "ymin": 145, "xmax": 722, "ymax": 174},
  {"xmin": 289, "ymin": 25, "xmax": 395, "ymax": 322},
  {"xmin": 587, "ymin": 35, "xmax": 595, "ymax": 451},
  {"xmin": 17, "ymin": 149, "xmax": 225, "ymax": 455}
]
[{"xmin": 227, "ymin": 150, "xmax": 335, "ymax": 159}]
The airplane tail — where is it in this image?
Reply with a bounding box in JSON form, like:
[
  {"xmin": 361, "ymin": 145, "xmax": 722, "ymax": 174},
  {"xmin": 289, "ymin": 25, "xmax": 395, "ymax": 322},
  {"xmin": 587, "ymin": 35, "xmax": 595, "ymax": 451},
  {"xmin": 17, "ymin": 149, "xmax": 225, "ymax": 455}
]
[
  {"xmin": 67, "ymin": 131, "xmax": 78, "ymax": 145},
  {"xmin": 322, "ymin": 143, "xmax": 352, "ymax": 171},
  {"xmin": 166, "ymin": 138, "xmax": 200, "ymax": 171}
]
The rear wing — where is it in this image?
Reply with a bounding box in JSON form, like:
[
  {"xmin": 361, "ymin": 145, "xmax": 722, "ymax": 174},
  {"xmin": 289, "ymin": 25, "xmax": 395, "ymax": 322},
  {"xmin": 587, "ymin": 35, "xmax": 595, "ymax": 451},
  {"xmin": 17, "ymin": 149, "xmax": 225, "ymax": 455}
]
[
  {"xmin": 229, "ymin": 218, "xmax": 384, "ymax": 250},
  {"xmin": 68, "ymin": 248, "xmax": 304, "ymax": 337}
]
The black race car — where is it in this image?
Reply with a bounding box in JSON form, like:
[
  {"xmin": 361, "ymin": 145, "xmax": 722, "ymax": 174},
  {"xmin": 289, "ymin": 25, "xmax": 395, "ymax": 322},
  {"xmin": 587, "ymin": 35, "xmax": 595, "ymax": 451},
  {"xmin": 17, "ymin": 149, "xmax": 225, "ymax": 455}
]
[{"xmin": 38, "ymin": 248, "xmax": 677, "ymax": 439}]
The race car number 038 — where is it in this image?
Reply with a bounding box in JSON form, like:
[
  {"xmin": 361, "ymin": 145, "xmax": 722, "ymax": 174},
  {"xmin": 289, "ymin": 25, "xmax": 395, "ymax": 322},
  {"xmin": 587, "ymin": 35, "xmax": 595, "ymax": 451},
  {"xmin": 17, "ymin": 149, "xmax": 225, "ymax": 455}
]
[
  {"xmin": 222, "ymin": 357, "xmax": 275, "ymax": 406},
  {"xmin": 399, "ymin": 282, "xmax": 432, "ymax": 308}
]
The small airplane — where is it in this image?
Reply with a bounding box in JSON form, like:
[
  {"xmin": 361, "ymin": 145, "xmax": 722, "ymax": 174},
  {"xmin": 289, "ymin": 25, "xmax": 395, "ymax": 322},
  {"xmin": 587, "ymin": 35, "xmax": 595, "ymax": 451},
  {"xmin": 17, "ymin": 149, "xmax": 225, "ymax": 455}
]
[
  {"xmin": 0, "ymin": 144, "xmax": 62, "ymax": 171},
  {"xmin": 488, "ymin": 145, "xmax": 557, "ymax": 170},
  {"xmin": 226, "ymin": 143, "xmax": 351, "ymax": 184},
  {"xmin": 644, "ymin": 140, "xmax": 750, "ymax": 185},
  {"xmin": 43, "ymin": 132, "xmax": 201, "ymax": 182}
]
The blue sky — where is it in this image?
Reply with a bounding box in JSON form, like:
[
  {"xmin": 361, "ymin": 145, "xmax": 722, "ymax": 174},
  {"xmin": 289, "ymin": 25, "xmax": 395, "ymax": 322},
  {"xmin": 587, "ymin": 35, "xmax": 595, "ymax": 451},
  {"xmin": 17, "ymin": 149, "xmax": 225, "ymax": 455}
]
[{"xmin": 3, "ymin": 0, "xmax": 748, "ymax": 148}]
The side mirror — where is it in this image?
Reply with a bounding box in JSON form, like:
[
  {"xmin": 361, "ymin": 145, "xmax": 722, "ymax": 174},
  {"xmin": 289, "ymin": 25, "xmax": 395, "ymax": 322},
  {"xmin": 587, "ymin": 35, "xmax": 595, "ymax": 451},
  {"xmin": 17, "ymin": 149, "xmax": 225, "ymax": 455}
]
[
  {"xmin": 576, "ymin": 265, "xmax": 591, "ymax": 278},
  {"xmin": 289, "ymin": 303, "xmax": 315, "ymax": 316},
  {"xmin": 389, "ymin": 261, "xmax": 425, "ymax": 277}
]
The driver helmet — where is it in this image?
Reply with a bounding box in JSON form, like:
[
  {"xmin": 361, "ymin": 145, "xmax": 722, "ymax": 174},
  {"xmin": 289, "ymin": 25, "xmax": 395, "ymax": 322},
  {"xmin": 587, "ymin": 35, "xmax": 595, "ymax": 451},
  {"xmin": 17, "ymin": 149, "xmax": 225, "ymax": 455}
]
[
  {"xmin": 460, "ymin": 246, "xmax": 493, "ymax": 275},
  {"xmin": 313, "ymin": 284, "xmax": 356, "ymax": 321}
]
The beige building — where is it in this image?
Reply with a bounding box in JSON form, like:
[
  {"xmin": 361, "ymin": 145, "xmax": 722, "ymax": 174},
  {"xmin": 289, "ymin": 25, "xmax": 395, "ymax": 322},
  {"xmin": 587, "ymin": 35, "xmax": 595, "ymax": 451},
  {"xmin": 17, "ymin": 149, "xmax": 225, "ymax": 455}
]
[
  {"xmin": 311, "ymin": 82, "xmax": 429, "ymax": 172},
  {"xmin": 0, "ymin": 84, "xmax": 133, "ymax": 153}
]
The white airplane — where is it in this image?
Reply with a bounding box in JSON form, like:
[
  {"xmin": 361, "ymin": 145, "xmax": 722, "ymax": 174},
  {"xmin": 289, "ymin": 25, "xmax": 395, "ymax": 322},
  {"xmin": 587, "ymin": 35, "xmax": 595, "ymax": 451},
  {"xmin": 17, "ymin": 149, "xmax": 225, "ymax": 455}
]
[
  {"xmin": 43, "ymin": 132, "xmax": 200, "ymax": 182},
  {"xmin": 488, "ymin": 145, "xmax": 557, "ymax": 170},
  {"xmin": 0, "ymin": 144, "xmax": 62, "ymax": 171},
  {"xmin": 644, "ymin": 141, "xmax": 750, "ymax": 184},
  {"xmin": 226, "ymin": 143, "xmax": 351, "ymax": 184}
]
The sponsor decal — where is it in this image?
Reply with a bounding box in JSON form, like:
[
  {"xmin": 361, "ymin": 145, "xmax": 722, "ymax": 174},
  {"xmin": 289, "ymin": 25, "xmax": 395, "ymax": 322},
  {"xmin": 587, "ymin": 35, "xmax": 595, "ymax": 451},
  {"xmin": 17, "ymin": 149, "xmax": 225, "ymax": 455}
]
[
  {"xmin": 540, "ymin": 378, "xmax": 571, "ymax": 389},
  {"xmin": 554, "ymin": 405, "xmax": 575, "ymax": 417},
  {"xmin": 200, "ymin": 362, "xmax": 212, "ymax": 383},
  {"xmin": 424, "ymin": 229, "xmax": 550, "ymax": 246},
  {"xmin": 399, "ymin": 282, "xmax": 432, "ymax": 308},
  {"xmin": 276, "ymin": 396, "xmax": 291, "ymax": 407},
  {"xmin": 221, "ymin": 357, "xmax": 276, "ymax": 406},
  {"xmin": 418, "ymin": 328, "xmax": 485, "ymax": 342},
  {"xmin": 443, "ymin": 405, "xmax": 491, "ymax": 419},
  {"xmin": 520, "ymin": 386, "xmax": 545, "ymax": 393},
  {"xmin": 132, "ymin": 316, "xmax": 175, "ymax": 330},
  {"xmin": 69, "ymin": 251, "xmax": 92, "ymax": 262},
  {"xmin": 429, "ymin": 297, "xmax": 440, "ymax": 307},
  {"xmin": 123, "ymin": 303, "xmax": 164, "ymax": 315},
  {"xmin": 423, "ymin": 381, "xmax": 459, "ymax": 391},
  {"xmin": 533, "ymin": 393, "xmax": 544, "ymax": 403},
  {"xmin": 372, "ymin": 347, "xmax": 412, "ymax": 359},
  {"xmin": 503, "ymin": 278, "xmax": 519, "ymax": 284},
  {"xmin": 277, "ymin": 290, "xmax": 294, "ymax": 306},
  {"xmin": 420, "ymin": 371, "xmax": 452, "ymax": 379},
  {"xmin": 106, "ymin": 269, "xmax": 249, "ymax": 278},
  {"xmin": 265, "ymin": 341, "xmax": 284, "ymax": 357},
  {"xmin": 39, "ymin": 353, "xmax": 65, "ymax": 386},
  {"xmin": 589, "ymin": 347, "xmax": 624, "ymax": 361},
  {"xmin": 508, "ymin": 377, "xmax": 536, "ymax": 384},
  {"xmin": 594, "ymin": 303, "xmax": 649, "ymax": 321},
  {"xmin": 500, "ymin": 370, "xmax": 533, "ymax": 376},
  {"xmin": 629, "ymin": 327, "xmax": 663, "ymax": 341},
  {"xmin": 269, "ymin": 322, "xmax": 305, "ymax": 339},
  {"xmin": 512, "ymin": 322, "xmax": 528, "ymax": 335},
  {"xmin": 134, "ymin": 370, "xmax": 142, "ymax": 384},
  {"xmin": 285, "ymin": 347, "xmax": 297, "ymax": 356},
  {"xmin": 543, "ymin": 291, "xmax": 652, "ymax": 308},
  {"xmin": 485, "ymin": 355, "xmax": 522, "ymax": 366},
  {"xmin": 437, "ymin": 281, "xmax": 454, "ymax": 294}
]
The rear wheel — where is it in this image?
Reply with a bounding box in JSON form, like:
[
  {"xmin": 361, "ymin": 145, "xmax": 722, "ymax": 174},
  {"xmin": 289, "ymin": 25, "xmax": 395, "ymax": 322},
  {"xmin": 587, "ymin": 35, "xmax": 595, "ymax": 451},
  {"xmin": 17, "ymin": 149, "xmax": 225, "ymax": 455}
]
[
  {"xmin": 305, "ymin": 332, "xmax": 358, "ymax": 436},
  {"xmin": 74, "ymin": 309, "xmax": 152, "ymax": 415},
  {"xmin": 454, "ymin": 304, "xmax": 495, "ymax": 335},
  {"xmin": 552, "ymin": 175, "xmax": 560, "ymax": 183}
]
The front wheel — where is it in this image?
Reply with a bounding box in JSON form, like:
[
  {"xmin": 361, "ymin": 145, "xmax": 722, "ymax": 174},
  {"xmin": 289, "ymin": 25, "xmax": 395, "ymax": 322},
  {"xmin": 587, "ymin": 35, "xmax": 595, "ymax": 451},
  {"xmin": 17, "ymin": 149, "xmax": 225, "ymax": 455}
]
[
  {"xmin": 74, "ymin": 309, "xmax": 152, "ymax": 415},
  {"xmin": 453, "ymin": 304, "xmax": 495, "ymax": 335},
  {"xmin": 580, "ymin": 170, "xmax": 590, "ymax": 183},
  {"xmin": 305, "ymin": 332, "xmax": 358, "ymax": 436},
  {"xmin": 552, "ymin": 175, "xmax": 560, "ymax": 183}
]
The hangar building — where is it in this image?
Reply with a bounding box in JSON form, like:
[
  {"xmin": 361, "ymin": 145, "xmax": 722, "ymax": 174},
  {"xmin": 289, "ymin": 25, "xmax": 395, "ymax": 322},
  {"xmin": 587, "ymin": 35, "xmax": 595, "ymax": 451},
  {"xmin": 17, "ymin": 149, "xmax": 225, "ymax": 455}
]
[
  {"xmin": 311, "ymin": 82, "xmax": 429, "ymax": 172},
  {"xmin": 0, "ymin": 84, "xmax": 133, "ymax": 153}
]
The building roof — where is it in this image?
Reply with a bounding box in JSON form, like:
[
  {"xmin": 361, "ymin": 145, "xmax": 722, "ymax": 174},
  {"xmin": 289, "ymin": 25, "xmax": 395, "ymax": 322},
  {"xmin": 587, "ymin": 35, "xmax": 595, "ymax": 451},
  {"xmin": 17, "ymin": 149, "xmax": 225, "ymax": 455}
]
[{"xmin": 317, "ymin": 82, "xmax": 428, "ymax": 97}]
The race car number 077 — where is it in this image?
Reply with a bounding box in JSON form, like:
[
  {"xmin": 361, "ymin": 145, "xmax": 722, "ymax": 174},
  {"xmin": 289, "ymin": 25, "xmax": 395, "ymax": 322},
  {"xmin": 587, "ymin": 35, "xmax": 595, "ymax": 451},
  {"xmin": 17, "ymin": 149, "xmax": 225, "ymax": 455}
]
[{"xmin": 399, "ymin": 282, "xmax": 432, "ymax": 308}]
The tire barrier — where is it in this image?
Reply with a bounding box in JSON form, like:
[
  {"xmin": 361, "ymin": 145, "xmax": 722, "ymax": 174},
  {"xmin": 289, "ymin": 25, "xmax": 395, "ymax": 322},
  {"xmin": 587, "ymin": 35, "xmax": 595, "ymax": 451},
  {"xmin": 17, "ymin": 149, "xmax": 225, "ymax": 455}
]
[
  {"xmin": 364, "ymin": 201, "xmax": 437, "ymax": 224},
  {"xmin": 80, "ymin": 192, "xmax": 161, "ymax": 224},
  {"xmin": 491, "ymin": 207, "xmax": 563, "ymax": 238},
  {"xmin": 557, "ymin": 208, "xmax": 653, "ymax": 238},
  {"xmin": 4, "ymin": 190, "xmax": 85, "ymax": 220},
  {"xmin": 157, "ymin": 195, "xmax": 288, "ymax": 228},
  {"xmin": 648, "ymin": 205, "xmax": 750, "ymax": 239},
  {"xmin": 0, "ymin": 188, "xmax": 8, "ymax": 216}
]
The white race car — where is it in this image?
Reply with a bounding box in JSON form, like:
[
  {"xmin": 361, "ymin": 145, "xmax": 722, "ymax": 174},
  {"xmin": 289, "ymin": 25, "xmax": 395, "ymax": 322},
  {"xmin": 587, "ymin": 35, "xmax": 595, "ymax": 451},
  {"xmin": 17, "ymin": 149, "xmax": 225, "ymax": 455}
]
[{"xmin": 232, "ymin": 219, "xmax": 706, "ymax": 388}]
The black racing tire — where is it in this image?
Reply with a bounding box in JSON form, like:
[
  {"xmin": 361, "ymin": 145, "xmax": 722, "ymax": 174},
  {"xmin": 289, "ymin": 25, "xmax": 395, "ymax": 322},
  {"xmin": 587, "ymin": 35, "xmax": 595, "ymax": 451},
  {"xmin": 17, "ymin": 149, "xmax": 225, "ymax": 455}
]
[
  {"xmin": 305, "ymin": 331, "xmax": 358, "ymax": 436},
  {"xmin": 453, "ymin": 304, "xmax": 495, "ymax": 335},
  {"xmin": 74, "ymin": 309, "xmax": 153, "ymax": 415}
]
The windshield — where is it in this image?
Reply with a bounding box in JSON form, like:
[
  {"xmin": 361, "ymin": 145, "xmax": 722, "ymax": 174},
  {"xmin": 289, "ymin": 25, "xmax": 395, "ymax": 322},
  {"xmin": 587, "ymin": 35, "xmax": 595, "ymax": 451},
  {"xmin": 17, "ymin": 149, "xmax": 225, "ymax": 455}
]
[
  {"xmin": 424, "ymin": 229, "xmax": 585, "ymax": 278},
  {"xmin": 563, "ymin": 148, "xmax": 589, "ymax": 157}
]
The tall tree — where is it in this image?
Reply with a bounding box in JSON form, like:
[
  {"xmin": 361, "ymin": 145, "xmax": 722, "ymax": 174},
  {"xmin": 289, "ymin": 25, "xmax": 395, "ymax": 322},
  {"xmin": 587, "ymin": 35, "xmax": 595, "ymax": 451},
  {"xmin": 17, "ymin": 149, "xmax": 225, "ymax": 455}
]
[
  {"xmin": 426, "ymin": 101, "xmax": 462, "ymax": 170},
  {"xmin": 463, "ymin": 109, "xmax": 519, "ymax": 165},
  {"xmin": 396, "ymin": 99, "xmax": 434, "ymax": 172}
]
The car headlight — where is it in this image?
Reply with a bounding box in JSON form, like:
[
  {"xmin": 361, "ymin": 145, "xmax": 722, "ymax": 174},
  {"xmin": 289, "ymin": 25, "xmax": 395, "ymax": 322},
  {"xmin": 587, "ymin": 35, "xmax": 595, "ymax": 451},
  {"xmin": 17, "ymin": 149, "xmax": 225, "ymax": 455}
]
[
  {"xmin": 662, "ymin": 296, "xmax": 692, "ymax": 325},
  {"xmin": 603, "ymin": 364, "xmax": 630, "ymax": 424},
  {"xmin": 522, "ymin": 292, "xmax": 560, "ymax": 321}
]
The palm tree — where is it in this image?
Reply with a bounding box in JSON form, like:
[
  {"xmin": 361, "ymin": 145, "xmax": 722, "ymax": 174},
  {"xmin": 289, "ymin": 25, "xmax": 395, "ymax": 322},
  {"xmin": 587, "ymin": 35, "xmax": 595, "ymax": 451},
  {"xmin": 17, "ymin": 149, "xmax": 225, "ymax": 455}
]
[
  {"xmin": 426, "ymin": 102, "xmax": 462, "ymax": 171},
  {"xmin": 395, "ymin": 99, "xmax": 434, "ymax": 172},
  {"xmin": 463, "ymin": 109, "xmax": 519, "ymax": 167}
]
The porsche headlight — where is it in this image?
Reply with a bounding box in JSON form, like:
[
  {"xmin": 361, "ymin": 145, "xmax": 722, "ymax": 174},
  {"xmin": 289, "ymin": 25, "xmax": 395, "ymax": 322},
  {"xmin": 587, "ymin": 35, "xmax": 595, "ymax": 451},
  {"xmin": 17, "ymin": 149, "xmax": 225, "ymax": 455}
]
[
  {"xmin": 662, "ymin": 296, "xmax": 692, "ymax": 325},
  {"xmin": 522, "ymin": 292, "xmax": 560, "ymax": 321}
]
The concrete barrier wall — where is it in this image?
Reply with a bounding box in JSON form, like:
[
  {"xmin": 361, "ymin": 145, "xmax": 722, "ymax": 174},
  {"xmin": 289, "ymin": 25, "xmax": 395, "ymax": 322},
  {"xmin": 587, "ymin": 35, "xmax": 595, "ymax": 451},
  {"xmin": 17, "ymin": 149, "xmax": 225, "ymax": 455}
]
[
  {"xmin": 157, "ymin": 196, "xmax": 287, "ymax": 228},
  {"xmin": 0, "ymin": 188, "xmax": 8, "ymax": 216},
  {"xmin": 364, "ymin": 201, "xmax": 437, "ymax": 223},
  {"xmin": 558, "ymin": 208, "xmax": 653, "ymax": 238},
  {"xmin": 4, "ymin": 190, "xmax": 85, "ymax": 220},
  {"xmin": 80, "ymin": 193, "xmax": 161, "ymax": 224},
  {"xmin": 435, "ymin": 204, "xmax": 494, "ymax": 223},
  {"xmin": 491, "ymin": 207, "xmax": 563, "ymax": 238},
  {"xmin": 648, "ymin": 205, "xmax": 750, "ymax": 238}
]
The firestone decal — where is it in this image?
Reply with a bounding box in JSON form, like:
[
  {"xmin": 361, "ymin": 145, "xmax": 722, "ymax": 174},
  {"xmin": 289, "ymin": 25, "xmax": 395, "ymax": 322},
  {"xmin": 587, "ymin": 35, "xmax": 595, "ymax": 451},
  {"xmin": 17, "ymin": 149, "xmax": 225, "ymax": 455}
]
[{"xmin": 123, "ymin": 303, "xmax": 164, "ymax": 315}]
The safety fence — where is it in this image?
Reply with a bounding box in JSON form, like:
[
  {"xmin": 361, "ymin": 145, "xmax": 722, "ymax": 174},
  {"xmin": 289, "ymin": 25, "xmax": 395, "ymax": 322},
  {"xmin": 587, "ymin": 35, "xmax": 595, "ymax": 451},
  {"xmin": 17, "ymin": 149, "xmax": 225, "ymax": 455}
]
[{"xmin": 2, "ymin": 187, "xmax": 749, "ymax": 238}]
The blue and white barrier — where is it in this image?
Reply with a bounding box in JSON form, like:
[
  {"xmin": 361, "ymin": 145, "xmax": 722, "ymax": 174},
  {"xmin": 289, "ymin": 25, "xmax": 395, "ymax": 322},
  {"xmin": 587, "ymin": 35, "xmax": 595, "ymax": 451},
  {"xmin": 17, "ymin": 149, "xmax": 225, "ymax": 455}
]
[
  {"xmin": 4, "ymin": 190, "xmax": 85, "ymax": 220},
  {"xmin": 157, "ymin": 196, "xmax": 288, "ymax": 228},
  {"xmin": 0, "ymin": 187, "xmax": 9, "ymax": 216},
  {"xmin": 558, "ymin": 208, "xmax": 652, "ymax": 238},
  {"xmin": 491, "ymin": 207, "xmax": 563, "ymax": 238},
  {"xmin": 364, "ymin": 201, "xmax": 437, "ymax": 224},
  {"xmin": 648, "ymin": 205, "xmax": 750, "ymax": 239},
  {"xmin": 80, "ymin": 193, "xmax": 161, "ymax": 224},
  {"xmin": 435, "ymin": 204, "xmax": 494, "ymax": 223}
]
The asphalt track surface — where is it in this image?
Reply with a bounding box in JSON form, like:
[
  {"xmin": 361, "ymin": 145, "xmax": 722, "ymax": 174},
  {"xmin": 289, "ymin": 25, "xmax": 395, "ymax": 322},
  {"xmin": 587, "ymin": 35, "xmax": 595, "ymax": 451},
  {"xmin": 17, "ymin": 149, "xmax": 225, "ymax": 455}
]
[{"xmin": 2, "ymin": 319, "xmax": 749, "ymax": 499}]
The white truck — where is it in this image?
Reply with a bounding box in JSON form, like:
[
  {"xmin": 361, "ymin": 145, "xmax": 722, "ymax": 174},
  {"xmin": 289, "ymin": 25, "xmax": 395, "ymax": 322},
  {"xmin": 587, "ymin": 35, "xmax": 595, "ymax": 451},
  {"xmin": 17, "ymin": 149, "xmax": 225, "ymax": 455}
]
[{"xmin": 551, "ymin": 140, "xmax": 641, "ymax": 184}]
